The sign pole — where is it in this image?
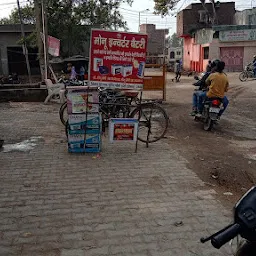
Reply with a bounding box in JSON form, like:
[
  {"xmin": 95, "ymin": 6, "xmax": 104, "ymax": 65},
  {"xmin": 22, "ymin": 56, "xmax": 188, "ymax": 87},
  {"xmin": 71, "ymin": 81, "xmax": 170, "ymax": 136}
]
[{"xmin": 135, "ymin": 90, "xmax": 143, "ymax": 153}]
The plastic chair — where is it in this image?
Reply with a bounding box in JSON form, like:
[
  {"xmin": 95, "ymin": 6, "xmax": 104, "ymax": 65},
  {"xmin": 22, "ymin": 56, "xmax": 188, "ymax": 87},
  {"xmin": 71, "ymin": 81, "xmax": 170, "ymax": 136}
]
[{"xmin": 43, "ymin": 79, "xmax": 65, "ymax": 104}]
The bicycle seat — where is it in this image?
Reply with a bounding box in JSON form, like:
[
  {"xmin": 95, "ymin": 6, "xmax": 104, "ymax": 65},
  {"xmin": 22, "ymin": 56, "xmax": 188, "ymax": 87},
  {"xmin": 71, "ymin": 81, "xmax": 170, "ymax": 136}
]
[{"xmin": 122, "ymin": 91, "xmax": 139, "ymax": 98}]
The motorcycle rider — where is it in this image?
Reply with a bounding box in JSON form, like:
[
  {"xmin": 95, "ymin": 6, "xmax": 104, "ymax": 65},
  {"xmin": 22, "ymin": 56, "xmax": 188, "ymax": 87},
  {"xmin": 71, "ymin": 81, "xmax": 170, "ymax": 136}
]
[
  {"xmin": 206, "ymin": 60, "xmax": 212, "ymax": 72},
  {"xmin": 191, "ymin": 72, "xmax": 212, "ymax": 116},
  {"xmin": 197, "ymin": 60, "xmax": 229, "ymax": 116},
  {"xmin": 191, "ymin": 59, "xmax": 219, "ymax": 116}
]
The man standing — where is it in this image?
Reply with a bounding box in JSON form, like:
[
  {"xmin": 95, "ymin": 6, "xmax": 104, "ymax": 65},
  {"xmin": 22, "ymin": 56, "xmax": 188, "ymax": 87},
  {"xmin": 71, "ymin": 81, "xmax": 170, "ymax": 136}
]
[{"xmin": 174, "ymin": 60, "xmax": 181, "ymax": 82}]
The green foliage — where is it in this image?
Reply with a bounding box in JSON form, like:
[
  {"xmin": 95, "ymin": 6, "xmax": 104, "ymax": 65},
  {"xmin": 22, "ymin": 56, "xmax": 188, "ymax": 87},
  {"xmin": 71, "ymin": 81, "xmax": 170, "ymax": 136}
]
[
  {"xmin": 153, "ymin": 0, "xmax": 208, "ymax": 16},
  {"xmin": 168, "ymin": 32, "xmax": 183, "ymax": 47},
  {"xmin": 153, "ymin": 0, "xmax": 180, "ymax": 16},
  {"xmin": 0, "ymin": 5, "xmax": 35, "ymax": 24},
  {"xmin": 0, "ymin": 0, "xmax": 132, "ymax": 56}
]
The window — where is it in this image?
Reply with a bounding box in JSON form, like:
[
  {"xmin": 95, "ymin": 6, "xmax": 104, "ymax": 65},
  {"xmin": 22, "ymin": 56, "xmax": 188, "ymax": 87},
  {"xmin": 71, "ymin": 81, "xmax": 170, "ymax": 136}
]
[
  {"xmin": 176, "ymin": 51, "xmax": 181, "ymax": 56},
  {"xmin": 203, "ymin": 47, "xmax": 209, "ymax": 59},
  {"xmin": 198, "ymin": 10, "xmax": 209, "ymax": 23},
  {"xmin": 170, "ymin": 51, "xmax": 175, "ymax": 59}
]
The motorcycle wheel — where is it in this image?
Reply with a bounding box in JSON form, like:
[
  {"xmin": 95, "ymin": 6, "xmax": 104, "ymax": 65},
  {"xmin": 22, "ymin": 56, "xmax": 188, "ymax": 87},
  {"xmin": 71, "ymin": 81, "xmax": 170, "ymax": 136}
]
[
  {"xmin": 203, "ymin": 117, "xmax": 213, "ymax": 131},
  {"xmin": 239, "ymin": 72, "xmax": 248, "ymax": 82}
]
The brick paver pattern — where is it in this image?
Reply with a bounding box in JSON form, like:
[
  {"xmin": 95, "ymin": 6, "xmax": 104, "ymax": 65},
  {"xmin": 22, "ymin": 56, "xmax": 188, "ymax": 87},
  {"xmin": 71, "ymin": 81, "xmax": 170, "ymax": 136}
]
[{"xmin": 0, "ymin": 103, "xmax": 232, "ymax": 255}]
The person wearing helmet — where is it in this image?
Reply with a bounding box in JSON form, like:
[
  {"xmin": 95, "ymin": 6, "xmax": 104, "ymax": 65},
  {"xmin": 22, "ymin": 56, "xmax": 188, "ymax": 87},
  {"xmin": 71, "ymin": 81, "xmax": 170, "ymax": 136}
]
[
  {"xmin": 191, "ymin": 59, "xmax": 219, "ymax": 116},
  {"xmin": 197, "ymin": 60, "xmax": 229, "ymax": 116}
]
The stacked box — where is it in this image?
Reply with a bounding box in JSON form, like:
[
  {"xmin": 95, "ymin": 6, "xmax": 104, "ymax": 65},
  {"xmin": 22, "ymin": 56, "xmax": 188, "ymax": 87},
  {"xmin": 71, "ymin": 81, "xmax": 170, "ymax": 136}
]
[
  {"xmin": 67, "ymin": 89, "xmax": 99, "ymax": 114},
  {"xmin": 66, "ymin": 87, "xmax": 101, "ymax": 153}
]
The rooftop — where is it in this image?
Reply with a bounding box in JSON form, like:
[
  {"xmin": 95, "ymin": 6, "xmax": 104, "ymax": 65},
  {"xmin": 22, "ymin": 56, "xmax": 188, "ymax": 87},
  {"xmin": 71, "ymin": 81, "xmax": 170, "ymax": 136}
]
[
  {"xmin": 184, "ymin": 1, "xmax": 235, "ymax": 10},
  {"xmin": 0, "ymin": 24, "xmax": 35, "ymax": 33}
]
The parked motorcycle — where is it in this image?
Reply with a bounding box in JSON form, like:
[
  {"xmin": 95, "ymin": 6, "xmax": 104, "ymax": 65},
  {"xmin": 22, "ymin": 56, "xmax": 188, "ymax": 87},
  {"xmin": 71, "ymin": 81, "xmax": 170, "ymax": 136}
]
[
  {"xmin": 239, "ymin": 65, "xmax": 255, "ymax": 82},
  {"xmin": 201, "ymin": 186, "xmax": 256, "ymax": 256},
  {"xmin": 0, "ymin": 73, "xmax": 20, "ymax": 85}
]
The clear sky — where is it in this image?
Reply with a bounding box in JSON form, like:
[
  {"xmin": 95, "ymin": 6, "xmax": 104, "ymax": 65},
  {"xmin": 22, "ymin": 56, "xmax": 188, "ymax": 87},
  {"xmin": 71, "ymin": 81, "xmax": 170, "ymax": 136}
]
[{"xmin": 0, "ymin": 0, "xmax": 255, "ymax": 36}]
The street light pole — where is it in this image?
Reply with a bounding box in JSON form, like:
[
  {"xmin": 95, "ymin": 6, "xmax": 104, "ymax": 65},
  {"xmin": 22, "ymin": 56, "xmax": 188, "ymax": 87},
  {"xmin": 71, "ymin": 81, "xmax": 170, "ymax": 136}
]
[{"xmin": 138, "ymin": 12, "xmax": 141, "ymax": 32}]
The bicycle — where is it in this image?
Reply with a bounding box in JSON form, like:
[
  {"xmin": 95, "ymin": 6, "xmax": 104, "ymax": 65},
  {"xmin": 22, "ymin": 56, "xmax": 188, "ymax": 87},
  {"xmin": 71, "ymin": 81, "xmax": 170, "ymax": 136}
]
[
  {"xmin": 60, "ymin": 89, "xmax": 169, "ymax": 143},
  {"xmin": 239, "ymin": 65, "xmax": 255, "ymax": 82}
]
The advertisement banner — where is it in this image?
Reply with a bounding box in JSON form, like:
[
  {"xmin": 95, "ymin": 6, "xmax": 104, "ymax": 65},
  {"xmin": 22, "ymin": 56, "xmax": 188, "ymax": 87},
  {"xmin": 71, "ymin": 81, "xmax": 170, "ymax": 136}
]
[
  {"xmin": 48, "ymin": 35, "xmax": 60, "ymax": 56},
  {"xmin": 219, "ymin": 29, "xmax": 256, "ymax": 42},
  {"xmin": 89, "ymin": 29, "xmax": 148, "ymax": 90},
  {"xmin": 109, "ymin": 118, "xmax": 138, "ymax": 143}
]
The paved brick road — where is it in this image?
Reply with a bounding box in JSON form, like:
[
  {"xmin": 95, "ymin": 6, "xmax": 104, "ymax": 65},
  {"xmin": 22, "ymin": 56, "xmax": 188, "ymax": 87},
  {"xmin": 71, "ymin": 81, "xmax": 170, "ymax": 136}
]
[{"xmin": 0, "ymin": 103, "xmax": 232, "ymax": 256}]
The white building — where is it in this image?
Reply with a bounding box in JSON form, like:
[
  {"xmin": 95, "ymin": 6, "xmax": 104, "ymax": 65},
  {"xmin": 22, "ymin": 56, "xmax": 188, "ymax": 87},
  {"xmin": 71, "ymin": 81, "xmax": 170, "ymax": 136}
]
[{"xmin": 167, "ymin": 47, "xmax": 183, "ymax": 71}]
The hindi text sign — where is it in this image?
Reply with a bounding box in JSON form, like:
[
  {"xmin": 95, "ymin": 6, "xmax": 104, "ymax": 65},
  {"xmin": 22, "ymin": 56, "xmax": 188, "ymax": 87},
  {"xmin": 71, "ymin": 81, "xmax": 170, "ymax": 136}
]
[{"xmin": 89, "ymin": 30, "xmax": 148, "ymax": 89}]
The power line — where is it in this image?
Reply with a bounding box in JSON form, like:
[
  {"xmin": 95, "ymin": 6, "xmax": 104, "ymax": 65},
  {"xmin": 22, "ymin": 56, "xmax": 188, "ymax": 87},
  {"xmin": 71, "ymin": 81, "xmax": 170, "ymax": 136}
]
[{"xmin": 0, "ymin": 1, "xmax": 28, "ymax": 11}]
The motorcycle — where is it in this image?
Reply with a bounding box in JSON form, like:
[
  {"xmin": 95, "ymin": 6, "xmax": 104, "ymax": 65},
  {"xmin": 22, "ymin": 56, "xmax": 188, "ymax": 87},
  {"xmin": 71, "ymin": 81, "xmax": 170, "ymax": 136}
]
[
  {"xmin": 239, "ymin": 64, "xmax": 255, "ymax": 82},
  {"xmin": 194, "ymin": 72, "xmax": 206, "ymax": 81},
  {"xmin": 195, "ymin": 97, "xmax": 223, "ymax": 131},
  {"xmin": 201, "ymin": 186, "xmax": 256, "ymax": 256},
  {"xmin": 193, "ymin": 74, "xmax": 223, "ymax": 131},
  {"xmin": 0, "ymin": 73, "xmax": 20, "ymax": 85}
]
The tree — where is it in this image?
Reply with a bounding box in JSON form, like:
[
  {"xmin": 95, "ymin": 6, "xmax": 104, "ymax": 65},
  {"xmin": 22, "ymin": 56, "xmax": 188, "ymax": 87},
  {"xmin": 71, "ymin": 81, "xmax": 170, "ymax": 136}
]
[
  {"xmin": 153, "ymin": 0, "xmax": 180, "ymax": 16},
  {"xmin": 168, "ymin": 33, "xmax": 182, "ymax": 47},
  {"xmin": 0, "ymin": 5, "xmax": 35, "ymax": 24},
  {"xmin": 0, "ymin": 0, "xmax": 133, "ymax": 57}
]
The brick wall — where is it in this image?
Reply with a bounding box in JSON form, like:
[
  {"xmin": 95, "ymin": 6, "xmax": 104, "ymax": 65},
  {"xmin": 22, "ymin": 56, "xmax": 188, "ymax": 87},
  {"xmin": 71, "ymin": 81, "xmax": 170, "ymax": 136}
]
[
  {"xmin": 177, "ymin": 2, "xmax": 235, "ymax": 37},
  {"xmin": 139, "ymin": 24, "xmax": 168, "ymax": 56}
]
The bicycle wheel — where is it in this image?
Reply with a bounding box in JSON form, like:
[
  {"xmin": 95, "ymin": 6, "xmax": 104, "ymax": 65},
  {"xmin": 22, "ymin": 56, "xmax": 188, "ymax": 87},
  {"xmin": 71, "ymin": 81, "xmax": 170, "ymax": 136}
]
[
  {"xmin": 59, "ymin": 102, "xmax": 68, "ymax": 126},
  {"xmin": 130, "ymin": 103, "xmax": 169, "ymax": 143},
  {"xmin": 239, "ymin": 72, "xmax": 248, "ymax": 82}
]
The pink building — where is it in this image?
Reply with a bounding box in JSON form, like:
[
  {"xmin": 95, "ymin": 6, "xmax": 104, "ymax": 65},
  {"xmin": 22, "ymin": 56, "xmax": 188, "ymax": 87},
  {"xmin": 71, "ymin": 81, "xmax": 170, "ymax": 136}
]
[
  {"xmin": 177, "ymin": 2, "xmax": 236, "ymax": 72},
  {"xmin": 183, "ymin": 37, "xmax": 203, "ymax": 72},
  {"xmin": 186, "ymin": 25, "xmax": 256, "ymax": 72}
]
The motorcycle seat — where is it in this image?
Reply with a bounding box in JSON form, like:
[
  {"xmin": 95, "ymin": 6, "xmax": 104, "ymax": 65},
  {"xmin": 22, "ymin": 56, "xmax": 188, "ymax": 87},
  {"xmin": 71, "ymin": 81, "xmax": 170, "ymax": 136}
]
[{"xmin": 204, "ymin": 97, "xmax": 223, "ymax": 104}]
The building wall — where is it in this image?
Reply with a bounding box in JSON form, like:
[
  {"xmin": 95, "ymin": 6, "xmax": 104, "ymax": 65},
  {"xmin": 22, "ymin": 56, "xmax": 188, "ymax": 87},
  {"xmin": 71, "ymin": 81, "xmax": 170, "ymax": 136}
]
[
  {"xmin": 0, "ymin": 25, "xmax": 35, "ymax": 75},
  {"xmin": 183, "ymin": 37, "xmax": 205, "ymax": 72},
  {"xmin": 0, "ymin": 33, "xmax": 29, "ymax": 75},
  {"xmin": 139, "ymin": 24, "xmax": 168, "ymax": 56},
  {"xmin": 168, "ymin": 47, "xmax": 183, "ymax": 61},
  {"xmin": 209, "ymin": 38, "xmax": 256, "ymax": 68},
  {"xmin": 235, "ymin": 8, "xmax": 256, "ymax": 25},
  {"xmin": 183, "ymin": 37, "xmax": 193, "ymax": 70},
  {"xmin": 167, "ymin": 47, "xmax": 183, "ymax": 70},
  {"xmin": 177, "ymin": 2, "xmax": 235, "ymax": 37}
]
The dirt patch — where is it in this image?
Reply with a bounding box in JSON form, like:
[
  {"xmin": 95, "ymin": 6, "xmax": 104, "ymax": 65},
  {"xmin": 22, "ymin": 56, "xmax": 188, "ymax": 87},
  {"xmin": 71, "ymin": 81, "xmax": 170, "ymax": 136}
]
[{"xmin": 163, "ymin": 75, "xmax": 256, "ymax": 207}]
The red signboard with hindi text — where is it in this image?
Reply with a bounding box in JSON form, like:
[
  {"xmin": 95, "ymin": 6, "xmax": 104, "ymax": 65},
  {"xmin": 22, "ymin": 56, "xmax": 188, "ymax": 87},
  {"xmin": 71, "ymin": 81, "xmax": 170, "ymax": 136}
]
[{"xmin": 89, "ymin": 29, "xmax": 148, "ymax": 90}]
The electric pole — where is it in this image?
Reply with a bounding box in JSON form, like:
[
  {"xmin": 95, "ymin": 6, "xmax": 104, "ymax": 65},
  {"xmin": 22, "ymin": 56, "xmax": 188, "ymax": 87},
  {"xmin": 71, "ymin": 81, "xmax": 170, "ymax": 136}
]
[
  {"xmin": 17, "ymin": 0, "xmax": 32, "ymax": 84},
  {"xmin": 41, "ymin": 0, "xmax": 48, "ymax": 79},
  {"xmin": 34, "ymin": 0, "xmax": 44, "ymax": 80},
  {"xmin": 114, "ymin": 4, "xmax": 117, "ymax": 30}
]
